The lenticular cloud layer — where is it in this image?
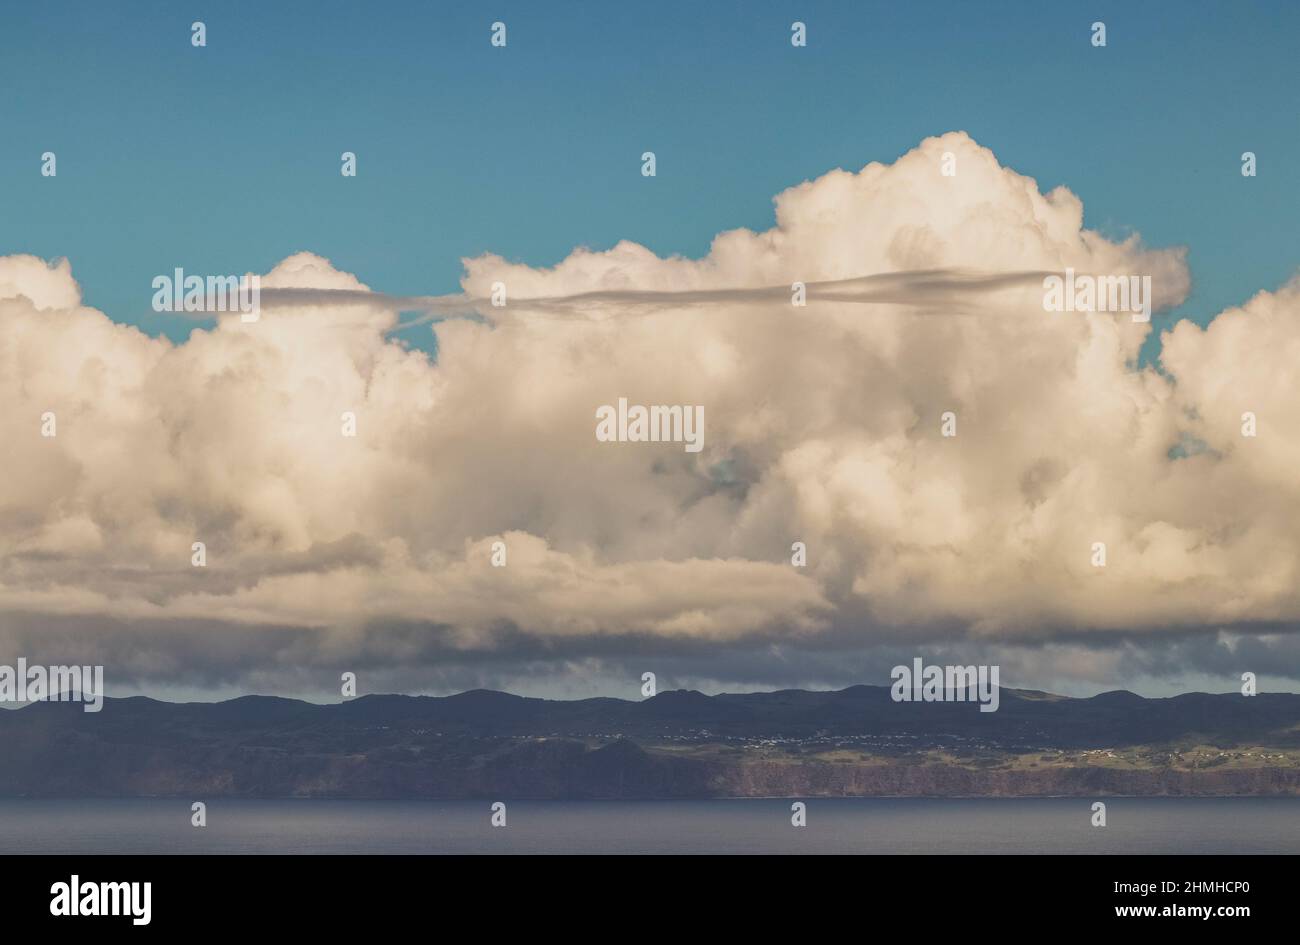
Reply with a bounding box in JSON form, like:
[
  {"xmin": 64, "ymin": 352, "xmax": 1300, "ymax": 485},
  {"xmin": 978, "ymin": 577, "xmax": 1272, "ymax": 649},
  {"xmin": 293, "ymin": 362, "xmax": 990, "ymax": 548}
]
[{"xmin": 1, "ymin": 132, "xmax": 1296, "ymax": 690}]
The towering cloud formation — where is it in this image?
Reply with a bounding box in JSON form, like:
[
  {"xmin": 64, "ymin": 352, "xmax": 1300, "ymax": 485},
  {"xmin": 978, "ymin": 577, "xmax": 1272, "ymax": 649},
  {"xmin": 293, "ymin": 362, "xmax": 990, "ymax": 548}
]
[{"xmin": 0, "ymin": 132, "xmax": 1295, "ymax": 694}]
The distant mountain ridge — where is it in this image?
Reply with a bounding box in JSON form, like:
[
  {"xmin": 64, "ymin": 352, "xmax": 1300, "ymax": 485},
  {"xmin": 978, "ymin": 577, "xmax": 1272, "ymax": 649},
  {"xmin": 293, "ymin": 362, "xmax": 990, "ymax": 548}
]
[{"xmin": 3, "ymin": 685, "xmax": 1298, "ymax": 798}]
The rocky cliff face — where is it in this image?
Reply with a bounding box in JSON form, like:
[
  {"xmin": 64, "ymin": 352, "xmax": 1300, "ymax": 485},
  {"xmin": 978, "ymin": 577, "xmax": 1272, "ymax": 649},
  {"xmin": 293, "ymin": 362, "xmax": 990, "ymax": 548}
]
[{"xmin": 4, "ymin": 734, "xmax": 1299, "ymax": 799}]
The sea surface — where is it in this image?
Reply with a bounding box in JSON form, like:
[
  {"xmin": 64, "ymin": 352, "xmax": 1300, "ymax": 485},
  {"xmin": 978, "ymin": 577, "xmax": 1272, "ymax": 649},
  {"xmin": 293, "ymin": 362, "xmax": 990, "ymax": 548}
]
[{"xmin": 2, "ymin": 797, "xmax": 1296, "ymax": 854}]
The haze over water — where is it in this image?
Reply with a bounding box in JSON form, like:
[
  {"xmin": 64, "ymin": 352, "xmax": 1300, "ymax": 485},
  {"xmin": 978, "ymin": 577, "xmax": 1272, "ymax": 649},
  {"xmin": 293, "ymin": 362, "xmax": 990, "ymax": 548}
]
[{"xmin": 4, "ymin": 798, "xmax": 1296, "ymax": 855}]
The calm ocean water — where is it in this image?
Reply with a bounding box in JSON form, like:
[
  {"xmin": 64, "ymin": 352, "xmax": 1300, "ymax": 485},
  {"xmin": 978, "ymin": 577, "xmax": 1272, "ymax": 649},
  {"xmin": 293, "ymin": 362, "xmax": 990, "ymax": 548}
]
[{"xmin": 1, "ymin": 797, "xmax": 1296, "ymax": 854}]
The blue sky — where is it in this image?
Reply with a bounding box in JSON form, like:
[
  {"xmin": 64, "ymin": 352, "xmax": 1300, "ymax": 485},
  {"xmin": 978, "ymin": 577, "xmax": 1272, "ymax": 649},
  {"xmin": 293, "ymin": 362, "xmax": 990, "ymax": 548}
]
[
  {"xmin": 3, "ymin": 2, "xmax": 1300, "ymax": 701},
  {"xmin": 2, "ymin": 0, "xmax": 1296, "ymax": 358}
]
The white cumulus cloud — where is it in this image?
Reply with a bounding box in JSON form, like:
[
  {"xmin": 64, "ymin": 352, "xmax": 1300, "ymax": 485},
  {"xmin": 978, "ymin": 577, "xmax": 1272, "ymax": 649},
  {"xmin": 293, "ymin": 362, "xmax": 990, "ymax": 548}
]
[{"xmin": 1, "ymin": 132, "xmax": 1297, "ymax": 694}]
